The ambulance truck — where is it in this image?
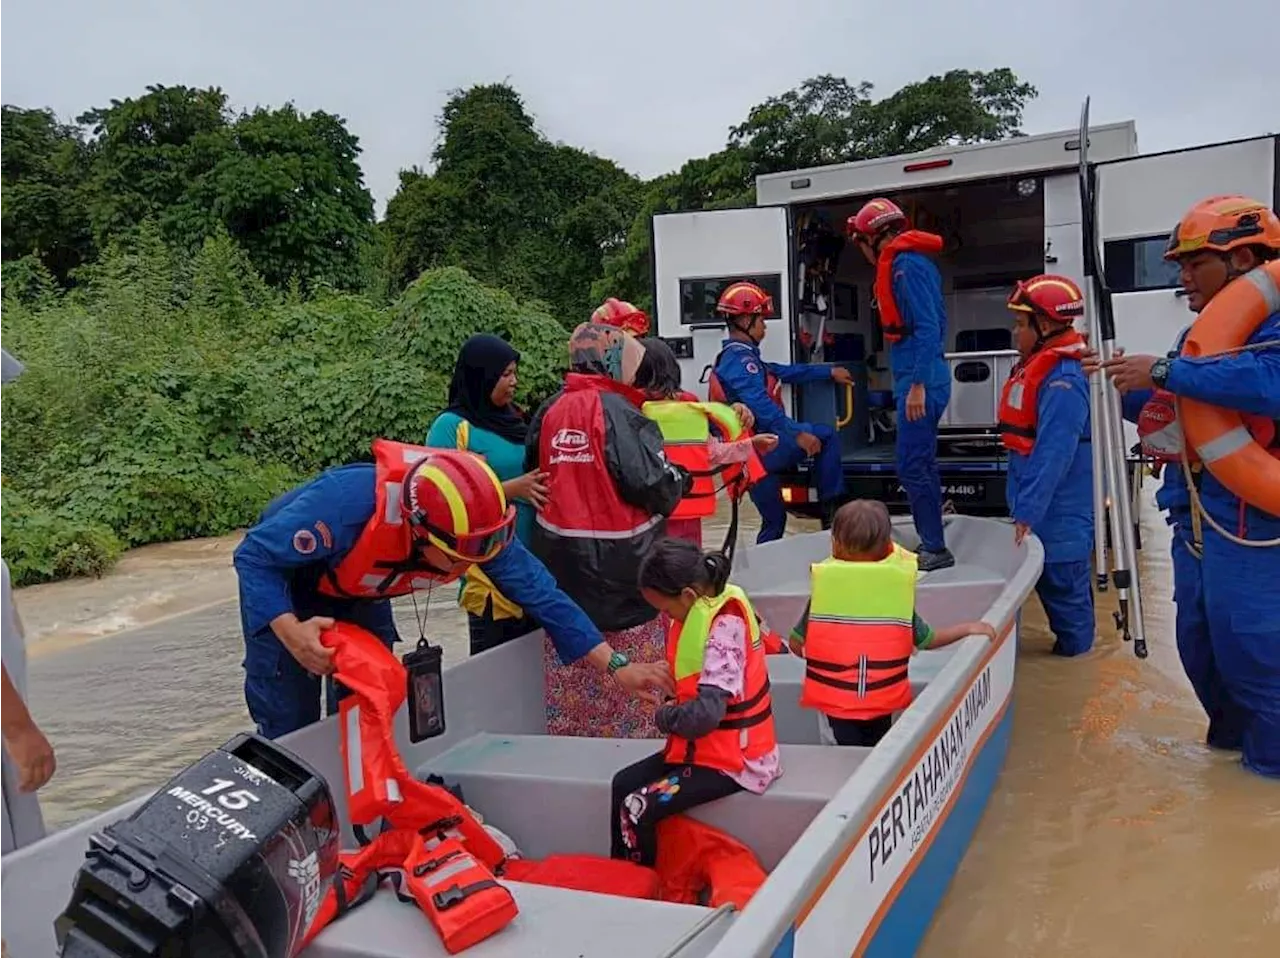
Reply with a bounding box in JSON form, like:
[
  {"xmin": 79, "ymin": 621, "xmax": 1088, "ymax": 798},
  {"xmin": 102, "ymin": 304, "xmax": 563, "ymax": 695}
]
[{"xmin": 652, "ymin": 120, "xmax": 1278, "ymax": 518}]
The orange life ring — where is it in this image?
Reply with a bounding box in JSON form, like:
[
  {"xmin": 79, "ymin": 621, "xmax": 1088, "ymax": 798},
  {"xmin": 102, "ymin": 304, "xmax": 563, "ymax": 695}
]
[{"xmin": 1179, "ymin": 260, "xmax": 1280, "ymax": 517}]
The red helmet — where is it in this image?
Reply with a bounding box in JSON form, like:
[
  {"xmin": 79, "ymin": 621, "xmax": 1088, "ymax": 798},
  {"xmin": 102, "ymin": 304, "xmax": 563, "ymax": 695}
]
[
  {"xmin": 716, "ymin": 281, "xmax": 774, "ymax": 319},
  {"xmin": 847, "ymin": 198, "xmax": 907, "ymax": 240},
  {"xmin": 591, "ymin": 298, "xmax": 650, "ymax": 337},
  {"xmin": 403, "ymin": 450, "xmax": 515, "ymax": 565},
  {"xmin": 1006, "ymin": 274, "xmax": 1085, "ymax": 325}
]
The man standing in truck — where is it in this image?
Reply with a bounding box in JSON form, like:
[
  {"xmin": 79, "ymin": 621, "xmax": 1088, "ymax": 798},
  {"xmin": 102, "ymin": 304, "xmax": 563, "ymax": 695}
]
[
  {"xmin": 848, "ymin": 199, "xmax": 955, "ymax": 572},
  {"xmin": 709, "ymin": 281, "xmax": 852, "ymax": 542}
]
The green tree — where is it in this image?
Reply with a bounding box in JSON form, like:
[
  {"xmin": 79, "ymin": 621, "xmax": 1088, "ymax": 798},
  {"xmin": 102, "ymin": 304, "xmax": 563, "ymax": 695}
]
[
  {"xmin": 1, "ymin": 106, "xmax": 95, "ymax": 282},
  {"xmin": 71, "ymin": 84, "xmax": 375, "ymax": 289},
  {"xmin": 599, "ymin": 69, "xmax": 1039, "ymax": 307},
  {"xmin": 383, "ymin": 83, "xmax": 642, "ymax": 323}
]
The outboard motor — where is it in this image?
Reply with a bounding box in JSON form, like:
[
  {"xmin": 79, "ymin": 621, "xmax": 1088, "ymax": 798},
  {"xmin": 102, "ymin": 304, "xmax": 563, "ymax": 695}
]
[{"xmin": 55, "ymin": 733, "xmax": 339, "ymax": 958}]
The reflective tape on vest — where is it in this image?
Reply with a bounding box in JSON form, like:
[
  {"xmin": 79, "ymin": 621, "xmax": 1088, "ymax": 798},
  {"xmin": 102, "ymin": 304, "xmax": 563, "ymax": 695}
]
[
  {"xmin": 1245, "ymin": 266, "xmax": 1280, "ymax": 314},
  {"xmin": 1195, "ymin": 425, "xmax": 1255, "ymax": 464},
  {"xmin": 535, "ymin": 513, "xmax": 663, "ymax": 539}
]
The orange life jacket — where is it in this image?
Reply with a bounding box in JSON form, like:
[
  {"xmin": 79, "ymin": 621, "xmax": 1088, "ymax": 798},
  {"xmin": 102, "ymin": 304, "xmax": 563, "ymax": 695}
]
[
  {"xmin": 663, "ymin": 586, "xmax": 777, "ymax": 773},
  {"xmin": 873, "ymin": 231, "xmax": 945, "ymax": 343},
  {"xmin": 302, "ymin": 624, "xmax": 517, "ymax": 951},
  {"xmin": 997, "ymin": 330, "xmax": 1087, "ymax": 456},
  {"xmin": 318, "ymin": 439, "xmax": 446, "ymax": 600},
  {"xmin": 654, "ymin": 814, "xmax": 768, "ymax": 911},
  {"xmin": 642, "ymin": 398, "xmax": 765, "ymax": 519},
  {"xmin": 403, "ymin": 838, "xmax": 519, "ymax": 955},
  {"xmin": 501, "ymin": 855, "xmax": 660, "ymax": 900},
  {"xmin": 799, "ymin": 549, "xmax": 917, "ymax": 721}
]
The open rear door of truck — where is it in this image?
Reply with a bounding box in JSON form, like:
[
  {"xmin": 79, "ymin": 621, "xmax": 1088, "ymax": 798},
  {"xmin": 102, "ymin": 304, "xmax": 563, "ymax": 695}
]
[
  {"xmin": 1094, "ymin": 135, "xmax": 1278, "ymax": 450},
  {"xmin": 652, "ymin": 207, "xmax": 793, "ymax": 407}
]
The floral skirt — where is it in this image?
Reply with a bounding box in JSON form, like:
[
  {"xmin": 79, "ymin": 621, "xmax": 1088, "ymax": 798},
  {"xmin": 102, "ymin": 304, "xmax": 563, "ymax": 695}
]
[{"xmin": 543, "ymin": 617, "xmax": 666, "ymax": 738}]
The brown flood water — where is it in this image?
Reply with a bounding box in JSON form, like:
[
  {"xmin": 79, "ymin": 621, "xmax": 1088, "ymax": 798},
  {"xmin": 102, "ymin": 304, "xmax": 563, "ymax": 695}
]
[{"xmin": 14, "ymin": 499, "xmax": 1280, "ymax": 955}]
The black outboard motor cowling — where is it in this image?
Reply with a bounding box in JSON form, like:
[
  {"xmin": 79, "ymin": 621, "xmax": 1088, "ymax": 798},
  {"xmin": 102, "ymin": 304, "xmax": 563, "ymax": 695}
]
[{"xmin": 55, "ymin": 733, "xmax": 339, "ymax": 958}]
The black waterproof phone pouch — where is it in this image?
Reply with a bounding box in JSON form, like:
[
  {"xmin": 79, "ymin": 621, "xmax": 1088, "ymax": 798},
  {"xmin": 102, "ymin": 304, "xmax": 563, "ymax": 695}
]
[{"xmin": 404, "ymin": 639, "xmax": 446, "ymax": 744}]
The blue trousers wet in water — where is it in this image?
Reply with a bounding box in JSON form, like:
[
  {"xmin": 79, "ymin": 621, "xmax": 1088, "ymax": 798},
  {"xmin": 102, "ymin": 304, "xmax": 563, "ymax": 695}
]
[
  {"xmin": 895, "ymin": 390, "xmax": 948, "ymax": 553},
  {"xmin": 749, "ymin": 423, "xmax": 844, "ymax": 543},
  {"xmin": 1172, "ymin": 523, "xmax": 1280, "ymax": 776},
  {"xmin": 1034, "ymin": 560, "xmax": 1095, "ymax": 656}
]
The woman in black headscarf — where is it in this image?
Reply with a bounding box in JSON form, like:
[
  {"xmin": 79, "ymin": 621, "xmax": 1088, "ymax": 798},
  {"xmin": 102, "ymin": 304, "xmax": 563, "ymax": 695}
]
[{"xmin": 426, "ymin": 334, "xmax": 549, "ymax": 653}]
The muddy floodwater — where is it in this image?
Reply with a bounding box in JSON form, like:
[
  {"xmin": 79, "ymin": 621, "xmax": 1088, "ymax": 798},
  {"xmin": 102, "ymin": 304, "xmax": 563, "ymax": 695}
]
[{"xmin": 13, "ymin": 498, "xmax": 1280, "ymax": 955}]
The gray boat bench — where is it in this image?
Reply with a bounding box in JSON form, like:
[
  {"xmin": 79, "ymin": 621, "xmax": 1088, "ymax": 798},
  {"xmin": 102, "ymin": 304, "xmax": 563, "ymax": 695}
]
[{"xmin": 421, "ymin": 733, "xmax": 868, "ymax": 872}]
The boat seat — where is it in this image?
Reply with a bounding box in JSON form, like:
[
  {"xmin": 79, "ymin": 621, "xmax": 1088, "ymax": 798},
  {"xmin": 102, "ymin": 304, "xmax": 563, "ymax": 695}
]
[
  {"xmin": 307, "ymin": 875, "xmax": 729, "ymax": 958},
  {"xmin": 420, "ymin": 733, "xmax": 868, "ymax": 871}
]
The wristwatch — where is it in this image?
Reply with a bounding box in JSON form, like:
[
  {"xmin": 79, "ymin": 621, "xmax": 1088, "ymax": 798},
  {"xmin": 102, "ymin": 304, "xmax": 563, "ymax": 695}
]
[
  {"xmin": 1150, "ymin": 357, "xmax": 1172, "ymax": 389},
  {"xmin": 607, "ymin": 651, "xmax": 630, "ymax": 676}
]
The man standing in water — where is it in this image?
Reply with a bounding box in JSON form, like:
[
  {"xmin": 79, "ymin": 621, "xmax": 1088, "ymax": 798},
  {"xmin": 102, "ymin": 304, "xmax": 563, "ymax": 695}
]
[
  {"xmin": 1090, "ymin": 194, "xmax": 1280, "ymax": 779},
  {"xmin": 848, "ymin": 199, "xmax": 955, "ymax": 571}
]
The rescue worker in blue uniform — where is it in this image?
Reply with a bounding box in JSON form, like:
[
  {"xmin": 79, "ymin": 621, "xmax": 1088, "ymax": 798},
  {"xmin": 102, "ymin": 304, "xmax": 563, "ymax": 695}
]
[
  {"xmin": 234, "ymin": 440, "xmax": 673, "ymax": 739},
  {"xmin": 848, "ymin": 199, "xmax": 954, "ymax": 571},
  {"xmin": 708, "ymin": 281, "xmax": 852, "ymax": 542},
  {"xmin": 1092, "ymin": 194, "xmax": 1280, "ymax": 778},
  {"xmin": 999, "ymin": 275, "xmax": 1095, "ymax": 656}
]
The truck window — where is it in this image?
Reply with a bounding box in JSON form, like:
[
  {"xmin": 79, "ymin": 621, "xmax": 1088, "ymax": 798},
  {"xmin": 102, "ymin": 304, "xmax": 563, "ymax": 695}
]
[
  {"xmin": 1103, "ymin": 235, "xmax": 1181, "ymax": 293},
  {"xmin": 679, "ymin": 273, "xmax": 783, "ymax": 326}
]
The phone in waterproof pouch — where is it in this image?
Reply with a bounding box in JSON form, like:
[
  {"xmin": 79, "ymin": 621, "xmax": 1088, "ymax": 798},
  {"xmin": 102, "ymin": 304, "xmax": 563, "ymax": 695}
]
[{"xmin": 404, "ymin": 640, "xmax": 446, "ymax": 743}]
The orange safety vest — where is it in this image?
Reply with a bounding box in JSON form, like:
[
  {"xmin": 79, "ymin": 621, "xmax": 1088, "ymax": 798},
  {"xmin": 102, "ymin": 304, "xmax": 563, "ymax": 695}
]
[
  {"xmin": 664, "ymin": 585, "xmax": 776, "ymax": 772},
  {"xmin": 318, "ymin": 439, "xmax": 448, "ymax": 600},
  {"xmin": 799, "ymin": 549, "xmax": 917, "ymax": 721},
  {"xmin": 873, "ymin": 231, "xmax": 945, "ymax": 343},
  {"xmin": 997, "ymin": 331, "xmax": 1087, "ymax": 456},
  {"xmin": 642, "ymin": 399, "xmax": 765, "ymax": 519}
]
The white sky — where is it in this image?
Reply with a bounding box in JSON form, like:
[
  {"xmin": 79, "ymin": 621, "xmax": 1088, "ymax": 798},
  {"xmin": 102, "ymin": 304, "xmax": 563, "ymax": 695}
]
[{"xmin": 2, "ymin": 0, "xmax": 1275, "ymax": 214}]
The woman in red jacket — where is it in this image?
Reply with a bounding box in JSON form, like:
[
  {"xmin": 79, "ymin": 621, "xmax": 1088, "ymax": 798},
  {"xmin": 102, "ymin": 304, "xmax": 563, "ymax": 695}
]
[{"xmin": 527, "ymin": 323, "xmax": 690, "ymax": 737}]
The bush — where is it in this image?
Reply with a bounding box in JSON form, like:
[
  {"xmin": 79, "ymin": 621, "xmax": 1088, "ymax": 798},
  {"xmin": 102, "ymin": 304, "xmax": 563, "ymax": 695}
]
[
  {"xmin": 1, "ymin": 231, "xmax": 573, "ymax": 584},
  {"xmin": 1, "ymin": 487, "xmax": 124, "ymax": 587}
]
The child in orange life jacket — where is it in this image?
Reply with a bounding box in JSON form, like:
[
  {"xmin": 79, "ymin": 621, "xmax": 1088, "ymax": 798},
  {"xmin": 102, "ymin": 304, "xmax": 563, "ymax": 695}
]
[
  {"xmin": 790, "ymin": 500, "xmax": 995, "ymax": 747},
  {"xmin": 610, "ymin": 538, "xmax": 781, "ymax": 866},
  {"xmin": 635, "ymin": 338, "xmax": 778, "ymax": 547}
]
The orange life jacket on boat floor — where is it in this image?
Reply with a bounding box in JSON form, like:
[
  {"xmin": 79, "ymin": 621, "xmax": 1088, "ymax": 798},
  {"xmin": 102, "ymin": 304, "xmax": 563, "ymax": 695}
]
[
  {"xmin": 502, "ymin": 855, "xmax": 661, "ymax": 900},
  {"xmin": 654, "ymin": 815, "xmax": 768, "ymax": 910}
]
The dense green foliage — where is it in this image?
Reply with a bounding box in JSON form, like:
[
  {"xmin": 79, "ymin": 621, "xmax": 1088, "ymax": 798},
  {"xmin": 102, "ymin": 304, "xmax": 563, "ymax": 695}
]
[
  {"xmin": 1, "ymin": 69, "xmax": 1037, "ymax": 584},
  {"xmin": 1, "ymin": 235, "xmax": 569, "ymax": 586}
]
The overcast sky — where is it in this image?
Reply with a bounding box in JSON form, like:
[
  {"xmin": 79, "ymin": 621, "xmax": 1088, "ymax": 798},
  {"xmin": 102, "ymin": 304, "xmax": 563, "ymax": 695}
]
[{"xmin": 3, "ymin": 0, "xmax": 1275, "ymax": 214}]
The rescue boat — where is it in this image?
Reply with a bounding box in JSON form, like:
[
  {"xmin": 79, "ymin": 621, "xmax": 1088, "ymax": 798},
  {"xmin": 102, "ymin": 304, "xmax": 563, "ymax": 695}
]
[{"xmin": 1, "ymin": 514, "xmax": 1041, "ymax": 958}]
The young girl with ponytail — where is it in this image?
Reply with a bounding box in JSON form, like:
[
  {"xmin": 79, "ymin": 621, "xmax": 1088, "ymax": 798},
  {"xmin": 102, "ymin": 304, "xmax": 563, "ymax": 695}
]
[{"xmin": 610, "ymin": 539, "xmax": 780, "ymax": 866}]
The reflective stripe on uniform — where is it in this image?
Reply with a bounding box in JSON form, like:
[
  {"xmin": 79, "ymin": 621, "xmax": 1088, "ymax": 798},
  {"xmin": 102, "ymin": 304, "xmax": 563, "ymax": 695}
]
[
  {"xmin": 535, "ymin": 513, "xmax": 663, "ymax": 539},
  {"xmin": 384, "ymin": 482, "xmax": 403, "ymax": 525}
]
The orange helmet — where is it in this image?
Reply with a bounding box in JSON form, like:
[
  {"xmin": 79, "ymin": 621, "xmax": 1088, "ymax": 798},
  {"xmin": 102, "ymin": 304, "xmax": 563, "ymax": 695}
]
[
  {"xmin": 1007, "ymin": 274, "xmax": 1085, "ymax": 326},
  {"xmin": 1163, "ymin": 195, "xmax": 1280, "ymax": 261},
  {"xmin": 591, "ymin": 298, "xmax": 650, "ymax": 337},
  {"xmin": 404, "ymin": 449, "xmax": 515, "ymax": 566},
  {"xmin": 847, "ymin": 198, "xmax": 907, "ymax": 240},
  {"xmin": 716, "ymin": 281, "xmax": 774, "ymax": 319}
]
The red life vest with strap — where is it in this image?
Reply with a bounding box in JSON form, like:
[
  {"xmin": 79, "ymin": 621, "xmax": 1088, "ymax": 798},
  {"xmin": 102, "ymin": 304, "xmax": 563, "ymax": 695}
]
[
  {"xmin": 997, "ymin": 330, "xmax": 1087, "ymax": 456},
  {"xmin": 536, "ymin": 373, "xmax": 663, "ymax": 540},
  {"xmin": 303, "ymin": 623, "xmax": 517, "ymax": 952},
  {"xmin": 799, "ymin": 549, "xmax": 917, "ymax": 721},
  {"xmin": 707, "ymin": 343, "xmax": 784, "ymax": 410},
  {"xmin": 873, "ymin": 231, "xmax": 945, "ymax": 343},
  {"xmin": 663, "ymin": 586, "xmax": 777, "ymax": 773},
  {"xmin": 318, "ymin": 439, "xmax": 446, "ymax": 600},
  {"xmin": 642, "ymin": 399, "xmax": 765, "ymax": 519}
]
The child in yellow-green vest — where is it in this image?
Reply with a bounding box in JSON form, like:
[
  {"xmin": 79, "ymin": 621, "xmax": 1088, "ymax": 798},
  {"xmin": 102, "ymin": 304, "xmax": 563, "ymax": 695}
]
[{"xmin": 789, "ymin": 500, "xmax": 995, "ymax": 747}]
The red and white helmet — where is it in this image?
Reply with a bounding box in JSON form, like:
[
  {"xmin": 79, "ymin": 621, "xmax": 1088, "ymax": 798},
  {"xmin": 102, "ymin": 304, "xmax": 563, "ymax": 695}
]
[
  {"xmin": 847, "ymin": 198, "xmax": 907, "ymax": 240},
  {"xmin": 591, "ymin": 298, "xmax": 650, "ymax": 337},
  {"xmin": 404, "ymin": 449, "xmax": 515, "ymax": 566},
  {"xmin": 716, "ymin": 281, "xmax": 774, "ymax": 319},
  {"xmin": 1006, "ymin": 274, "xmax": 1085, "ymax": 325}
]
